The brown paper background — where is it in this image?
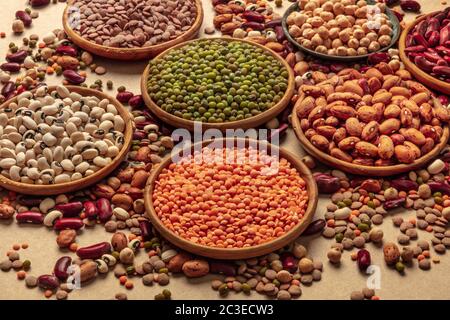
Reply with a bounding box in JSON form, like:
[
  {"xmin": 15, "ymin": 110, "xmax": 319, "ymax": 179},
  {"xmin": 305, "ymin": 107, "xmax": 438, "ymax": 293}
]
[{"xmin": 0, "ymin": 0, "xmax": 449, "ymax": 300}]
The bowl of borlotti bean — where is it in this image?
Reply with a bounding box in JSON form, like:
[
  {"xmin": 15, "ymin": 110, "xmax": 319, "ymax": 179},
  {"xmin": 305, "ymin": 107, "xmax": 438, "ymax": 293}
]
[
  {"xmin": 62, "ymin": 0, "xmax": 204, "ymax": 60},
  {"xmin": 144, "ymin": 138, "xmax": 318, "ymax": 260}
]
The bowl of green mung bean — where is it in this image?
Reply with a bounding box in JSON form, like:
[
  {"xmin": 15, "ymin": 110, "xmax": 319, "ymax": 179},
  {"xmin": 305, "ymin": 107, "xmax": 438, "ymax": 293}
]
[{"xmin": 140, "ymin": 38, "xmax": 295, "ymax": 132}]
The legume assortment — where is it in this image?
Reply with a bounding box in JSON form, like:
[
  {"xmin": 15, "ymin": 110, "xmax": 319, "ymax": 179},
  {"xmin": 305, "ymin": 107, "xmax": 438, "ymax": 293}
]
[
  {"xmin": 153, "ymin": 145, "xmax": 308, "ymax": 248},
  {"xmin": 146, "ymin": 39, "xmax": 289, "ymax": 123}
]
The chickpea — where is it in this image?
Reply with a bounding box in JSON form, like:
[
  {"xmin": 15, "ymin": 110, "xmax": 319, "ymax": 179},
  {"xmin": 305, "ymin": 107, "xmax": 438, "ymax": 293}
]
[
  {"xmin": 377, "ymin": 3, "xmax": 386, "ymax": 12},
  {"xmin": 320, "ymin": 11, "xmax": 334, "ymax": 22},
  {"xmin": 299, "ymin": 0, "xmax": 309, "ymax": 9},
  {"xmin": 355, "ymin": 18, "xmax": 367, "ymax": 26},
  {"xmin": 300, "ymin": 23, "xmax": 313, "ymax": 32},
  {"xmin": 339, "ymin": 29, "xmax": 351, "ymax": 43},
  {"xmin": 311, "ymin": 33, "xmax": 324, "ymax": 47},
  {"xmin": 344, "ymin": 5, "xmax": 357, "ymax": 16},
  {"xmin": 315, "ymin": 45, "xmax": 328, "ymax": 54},
  {"xmin": 323, "ymin": 38, "xmax": 332, "ymax": 48},
  {"xmin": 328, "ymin": 48, "xmax": 337, "ymax": 55},
  {"xmin": 368, "ymin": 41, "xmax": 381, "ymax": 52},
  {"xmin": 289, "ymin": 25, "xmax": 302, "ymax": 38},
  {"xmin": 318, "ymin": 26, "xmax": 330, "ymax": 39},
  {"xmin": 362, "ymin": 22, "xmax": 372, "ymax": 33},
  {"xmin": 389, "ymin": 59, "xmax": 401, "ymax": 72},
  {"xmin": 333, "ymin": 3, "xmax": 345, "ymax": 15},
  {"xmin": 336, "ymin": 46, "xmax": 348, "ymax": 56},
  {"xmin": 357, "ymin": 47, "xmax": 368, "ymax": 55},
  {"xmin": 329, "ymin": 27, "xmax": 340, "ymax": 39},
  {"xmin": 346, "ymin": 15, "xmax": 356, "ymax": 25},
  {"xmin": 322, "ymin": 1, "xmax": 334, "ymax": 12},
  {"xmin": 366, "ymin": 32, "xmax": 378, "ymax": 42},
  {"xmin": 353, "ymin": 28, "xmax": 365, "ymax": 40},
  {"xmin": 347, "ymin": 48, "xmax": 357, "ymax": 56},
  {"xmin": 313, "ymin": 8, "xmax": 323, "ymax": 17},
  {"xmin": 305, "ymin": 2, "xmax": 318, "ymax": 11},
  {"xmin": 359, "ymin": 37, "xmax": 370, "ymax": 47},
  {"xmin": 294, "ymin": 14, "xmax": 308, "ymax": 26},
  {"xmin": 302, "ymin": 28, "xmax": 316, "ymax": 40},
  {"xmin": 378, "ymin": 25, "xmax": 392, "ymax": 36},
  {"xmin": 348, "ymin": 37, "xmax": 359, "ymax": 49},
  {"xmin": 337, "ymin": 16, "xmax": 351, "ymax": 28},
  {"xmin": 326, "ymin": 19, "xmax": 339, "ymax": 29},
  {"xmin": 310, "ymin": 16, "xmax": 325, "ymax": 28},
  {"xmin": 301, "ymin": 39, "xmax": 313, "ymax": 49},
  {"xmin": 378, "ymin": 35, "xmax": 392, "ymax": 47},
  {"xmin": 286, "ymin": 12, "xmax": 297, "ymax": 25},
  {"xmin": 355, "ymin": 7, "xmax": 367, "ymax": 19},
  {"xmin": 356, "ymin": 0, "xmax": 366, "ymax": 7},
  {"xmin": 332, "ymin": 38, "xmax": 343, "ymax": 48}
]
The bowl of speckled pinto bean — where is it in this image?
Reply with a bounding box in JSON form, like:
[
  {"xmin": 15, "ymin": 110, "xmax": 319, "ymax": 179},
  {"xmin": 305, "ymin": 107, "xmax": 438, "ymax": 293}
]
[
  {"xmin": 144, "ymin": 138, "xmax": 318, "ymax": 260},
  {"xmin": 62, "ymin": 0, "xmax": 204, "ymax": 60}
]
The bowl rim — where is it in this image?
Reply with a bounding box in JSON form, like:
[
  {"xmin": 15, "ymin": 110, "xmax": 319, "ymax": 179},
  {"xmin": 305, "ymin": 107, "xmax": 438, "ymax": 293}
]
[
  {"xmin": 282, "ymin": 1, "xmax": 401, "ymax": 62},
  {"xmin": 0, "ymin": 85, "xmax": 133, "ymax": 195},
  {"xmin": 62, "ymin": 0, "xmax": 204, "ymax": 60},
  {"xmin": 291, "ymin": 93, "xmax": 450, "ymax": 176},
  {"xmin": 140, "ymin": 37, "xmax": 296, "ymax": 132},
  {"xmin": 144, "ymin": 137, "xmax": 318, "ymax": 260}
]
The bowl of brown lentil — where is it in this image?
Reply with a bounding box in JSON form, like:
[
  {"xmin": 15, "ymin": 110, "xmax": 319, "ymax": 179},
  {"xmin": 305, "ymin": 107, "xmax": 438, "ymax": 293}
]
[
  {"xmin": 140, "ymin": 37, "xmax": 295, "ymax": 132},
  {"xmin": 0, "ymin": 86, "xmax": 133, "ymax": 195},
  {"xmin": 144, "ymin": 138, "xmax": 318, "ymax": 260},
  {"xmin": 62, "ymin": 0, "xmax": 204, "ymax": 61}
]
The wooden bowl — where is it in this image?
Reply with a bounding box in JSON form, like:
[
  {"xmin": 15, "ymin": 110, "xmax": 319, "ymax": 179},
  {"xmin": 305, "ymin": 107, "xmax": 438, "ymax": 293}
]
[
  {"xmin": 282, "ymin": 1, "xmax": 400, "ymax": 62},
  {"xmin": 399, "ymin": 11, "xmax": 450, "ymax": 95},
  {"xmin": 62, "ymin": 0, "xmax": 204, "ymax": 61},
  {"xmin": 292, "ymin": 93, "xmax": 450, "ymax": 176},
  {"xmin": 0, "ymin": 86, "xmax": 133, "ymax": 195},
  {"xmin": 140, "ymin": 37, "xmax": 295, "ymax": 132},
  {"xmin": 144, "ymin": 138, "xmax": 318, "ymax": 260}
]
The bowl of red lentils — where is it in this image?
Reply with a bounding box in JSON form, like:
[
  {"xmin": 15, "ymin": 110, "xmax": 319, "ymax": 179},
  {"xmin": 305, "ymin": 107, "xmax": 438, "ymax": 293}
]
[{"xmin": 144, "ymin": 138, "xmax": 318, "ymax": 260}]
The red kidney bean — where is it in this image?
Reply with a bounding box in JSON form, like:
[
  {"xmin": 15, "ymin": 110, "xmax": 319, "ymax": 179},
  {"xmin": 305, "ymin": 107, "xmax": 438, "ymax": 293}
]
[
  {"xmin": 423, "ymin": 51, "xmax": 441, "ymax": 63},
  {"xmin": 265, "ymin": 18, "xmax": 281, "ymax": 29},
  {"xmin": 415, "ymin": 56, "xmax": 435, "ymax": 72},
  {"xmin": 280, "ymin": 253, "xmax": 297, "ymax": 273},
  {"xmin": 210, "ymin": 262, "xmax": 236, "ymax": 276},
  {"xmin": 400, "ymin": 0, "xmax": 421, "ymax": 12},
  {"xmin": 302, "ymin": 219, "xmax": 326, "ymax": 236},
  {"xmin": 55, "ymin": 202, "xmax": 83, "ymax": 217},
  {"xmin": 76, "ymin": 242, "xmax": 111, "ymax": 260},
  {"xmin": 436, "ymin": 45, "xmax": 450, "ymax": 55},
  {"xmin": 242, "ymin": 10, "xmax": 265, "ymax": 23},
  {"xmin": 54, "ymin": 256, "xmax": 72, "ymax": 281},
  {"xmin": 55, "ymin": 45, "xmax": 78, "ymax": 57},
  {"xmin": 314, "ymin": 173, "xmax": 340, "ymax": 194},
  {"xmin": 275, "ymin": 25, "xmax": 285, "ymax": 42},
  {"xmin": 1, "ymin": 81, "xmax": 16, "ymax": 96},
  {"xmin": 427, "ymin": 181, "xmax": 450, "ymax": 194},
  {"xmin": 15, "ymin": 11, "xmax": 32, "ymax": 27},
  {"xmin": 37, "ymin": 275, "xmax": 59, "ymax": 290},
  {"xmin": 54, "ymin": 218, "xmax": 84, "ymax": 231},
  {"xmin": 139, "ymin": 221, "xmax": 153, "ymax": 241},
  {"xmin": 329, "ymin": 63, "xmax": 346, "ymax": 73},
  {"xmin": 63, "ymin": 70, "xmax": 85, "ymax": 84},
  {"xmin": 357, "ymin": 249, "xmax": 371, "ymax": 271},
  {"xmin": 390, "ymin": 179, "xmax": 419, "ymax": 192},
  {"xmin": 368, "ymin": 52, "xmax": 390, "ymax": 65},
  {"xmin": 96, "ymin": 198, "xmax": 112, "ymax": 222},
  {"xmin": 415, "ymin": 20, "xmax": 428, "ymax": 36},
  {"xmin": 383, "ymin": 198, "xmax": 406, "ymax": 210},
  {"xmin": 425, "ymin": 18, "xmax": 440, "ymax": 38},
  {"xmin": 6, "ymin": 50, "xmax": 28, "ymax": 63},
  {"xmin": 438, "ymin": 95, "xmax": 450, "ymax": 105},
  {"xmin": 433, "ymin": 65, "xmax": 450, "ymax": 77},
  {"xmin": 116, "ymin": 91, "xmax": 134, "ymax": 104},
  {"xmin": 30, "ymin": 0, "xmax": 50, "ymax": 7},
  {"xmin": 133, "ymin": 130, "xmax": 147, "ymax": 140},
  {"xmin": 128, "ymin": 95, "xmax": 144, "ymax": 108},
  {"xmin": 392, "ymin": 9, "xmax": 404, "ymax": 22},
  {"xmin": 16, "ymin": 195, "xmax": 43, "ymax": 207},
  {"xmin": 404, "ymin": 45, "xmax": 426, "ymax": 53},
  {"xmin": 357, "ymin": 78, "xmax": 370, "ymax": 95},
  {"xmin": 428, "ymin": 31, "xmax": 440, "ymax": 47},
  {"xmin": 413, "ymin": 33, "xmax": 429, "ymax": 48},
  {"xmin": 440, "ymin": 26, "xmax": 450, "ymax": 46},
  {"xmin": 240, "ymin": 22, "xmax": 265, "ymax": 31},
  {"xmin": 16, "ymin": 212, "xmax": 44, "ymax": 224},
  {"xmin": 268, "ymin": 123, "xmax": 288, "ymax": 142},
  {"xmin": 437, "ymin": 59, "xmax": 448, "ymax": 66},
  {"xmin": 83, "ymin": 201, "xmax": 98, "ymax": 220},
  {"xmin": 1, "ymin": 63, "xmax": 21, "ymax": 73}
]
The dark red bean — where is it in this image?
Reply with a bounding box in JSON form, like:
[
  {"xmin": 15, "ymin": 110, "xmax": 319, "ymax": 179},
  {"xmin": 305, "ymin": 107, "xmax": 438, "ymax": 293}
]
[
  {"xmin": 1, "ymin": 81, "xmax": 16, "ymax": 96},
  {"xmin": 37, "ymin": 275, "xmax": 59, "ymax": 290},
  {"xmin": 128, "ymin": 95, "xmax": 144, "ymax": 108},
  {"xmin": 116, "ymin": 91, "xmax": 134, "ymax": 104},
  {"xmin": 55, "ymin": 45, "xmax": 78, "ymax": 57},
  {"xmin": 436, "ymin": 45, "xmax": 450, "ymax": 55},
  {"xmin": 404, "ymin": 45, "xmax": 426, "ymax": 53},
  {"xmin": 302, "ymin": 219, "xmax": 326, "ymax": 236},
  {"xmin": 1, "ymin": 63, "xmax": 21, "ymax": 73},
  {"xmin": 53, "ymin": 256, "xmax": 72, "ymax": 281},
  {"xmin": 400, "ymin": 0, "xmax": 421, "ymax": 12},
  {"xmin": 139, "ymin": 221, "xmax": 153, "ymax": 241},
  {"xmin": 6, "ymin": 50, "xmax": 28, "ymax": 63},
  {"xmin": 16, "ymin": 212, "xmax": 44, "ymax": 224},
  {"xmin": 242, "ymin": 10, "xmax": 265, "ymax": 23},
  {"xmin": 390, "ymin": 179, "xmax": 418, "ymax": 191},
  {"xmin": 16, "ymin": 195, "xmax": 43, "ymax": 207},
  {"xmin": 96, "ymin": 198, "xmax": 112, "ymax": 222},
  {"xmin": 425, "ymin": 18, "xmax": 440, "ymax": 38},
  {"xmin": 314, "ymin": 173, "xmax": 340, "ymax": 194},
  {"xmin": 55, "ymin": 202, "xmax": 83, "ymax": 217},
  {"xmin": 210, "ymin": 262, "xmax": 236, "ymax": 276},
  {"xmin": 427, "ymin": 181, "xmax": 450, "ymax": 195},
  {"xmin": 357, "ymin": 249, "xmax": 371, "ymax": 271},
  {"xmin": 133, "ymin": 130, "xmax": 147, "ymax": 140},
  {"xmin": 15, "ymin": 11, "xmax": 32, "ymax": 27},
  {"xmin": 433, "ymin": 65, "xmax": 450, "ymax": 77},
  {"xmin": 383, "ymin": 198, "xmax": 406, "ymax": 210},
  {"xmin": 368, "ymin": 52, "xmax": 390, "ymax": 65},
  {"xmin": 83, "ymin": 201, "xmax": 98, "ymax": 220},
  {"xmin": 428, "ymin": 31, "xmax": 440, "ymax": 47},
  {"xmin": 280, "ymin": 253, "xmax": 297, "ymax": 273},
  {"xmin": 76, "ymin": 242, "xmax": 111, "ymax": 260},
  {"xmin": 265, "ymin": 18, "xmax": 281, "ymax": 29},
  {"xmin": 268, "ymin": 123, "xmax": 288, "ymax": 142},
  {"xmin": 275, "ymin": 25, "xmax": 285, "ymax": 42},
  {"xmin": 240, "ymin": 22, "xmax": 265, "ymax": 31},
  {"xmin": 53, "ymin": 218, "xmax": 84, "ymax": 231},
  {"xmin": 440, "ymin": 26, "xmax": 450, "ymax": 46},
  {"xmin": 63, "ymin": 70, "xmax": 86, "ymax": 84},
  {"xmin": 415, "ymin": 56, "xmax": 435, "ymax": 72},
  {"xmin": 413, "ymin": 33, "xmax": 429, "ymax": 48},
  {"xmin": 423, "ymin": 52, "xmax": 441, "ymax": 63}
]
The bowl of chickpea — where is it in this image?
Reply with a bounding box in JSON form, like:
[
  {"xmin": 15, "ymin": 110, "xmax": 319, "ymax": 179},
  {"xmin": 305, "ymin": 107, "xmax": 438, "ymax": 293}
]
[{"xmin": 282, "ymin": 0, "xmax": 400, "ymax": 62}]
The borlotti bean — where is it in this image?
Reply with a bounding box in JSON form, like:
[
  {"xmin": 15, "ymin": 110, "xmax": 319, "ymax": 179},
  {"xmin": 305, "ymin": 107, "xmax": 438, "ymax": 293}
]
[
  {"xmin": 0, "ymin": 86, "xmax": 125, "ymax": 185},
  {"xmin": 70, "ymin": 0, "xmax": 198, "ymax": 48}
]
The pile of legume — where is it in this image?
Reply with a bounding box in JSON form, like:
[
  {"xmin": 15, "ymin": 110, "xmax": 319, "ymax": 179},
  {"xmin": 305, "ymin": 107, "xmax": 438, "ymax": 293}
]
[
  {"xmin": 153, "ymin": 145, "xmax": 308, "ymax": 248},
  {"xmin": 146, "ymin": 39, "xmax": 289, "ymax": 123}
]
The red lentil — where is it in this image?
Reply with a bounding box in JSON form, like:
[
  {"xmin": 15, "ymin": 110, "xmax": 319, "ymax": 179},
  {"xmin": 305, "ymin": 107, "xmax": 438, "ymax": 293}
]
[{"xmin": 153, "ymin": 146, "xmax": 309, "ymax": 248}]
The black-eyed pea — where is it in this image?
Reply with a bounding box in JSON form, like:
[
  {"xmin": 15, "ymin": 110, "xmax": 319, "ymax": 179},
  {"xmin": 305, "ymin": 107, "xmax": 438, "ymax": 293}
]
[
  {"xmin": 102, "ymin": 254, "xmax": 117, "ymax": 267},
  {"xmin": 95, "ymin": 259, "xmax": 109, "ymax": 274}
]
